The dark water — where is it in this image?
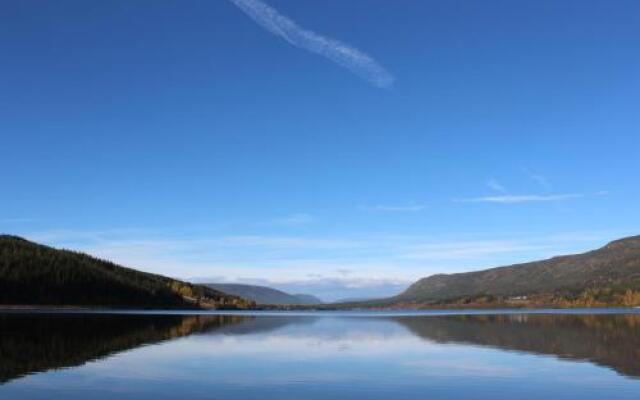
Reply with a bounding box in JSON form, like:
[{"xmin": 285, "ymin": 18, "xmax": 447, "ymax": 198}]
[{"xmin": 1, "ymin": 310, "xmax": 639, "ymax": 399}]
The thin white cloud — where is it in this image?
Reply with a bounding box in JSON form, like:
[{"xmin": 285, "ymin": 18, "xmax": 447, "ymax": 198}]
[
  {"xmin": 399, "ymin": 240, "xmax": 548, "ymax": 260},
  {"xmin": 456, "ymin": 193, "xmax": 583, "ymax": 204},
  {"xmin": 486, "ymin": 178, "xmax": 507, "ymax": 194},
  {"xmin": 229, "ymin": 0, "xmax": 394, "ymax": 88},
  {"xmin": 363, "ymin": 204, "xmax": 426, "ymax": 212},
  {"xmin": 529, "ymin": 174, "xmax": 551, "ymax": 189},
  {"xmin": 335, "ymin": 268, "xmax": 352, "ymax": 276},
  {"xmin": 459, "ymin": 191, "xmax": 610, "ymax": 204},
  {"xmin": 521, "ymin": 167, "xmax": 552, "ymax": 190}
]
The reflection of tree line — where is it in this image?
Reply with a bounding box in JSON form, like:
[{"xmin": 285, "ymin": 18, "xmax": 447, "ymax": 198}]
[
  {"xmin": 2, "ymin": 313, "xmax": 639, "ymax": 385},
  {"xmin": 0, "ymin": 313, "xmax": 252, "ymax": 384},
  {"xmin": 393, "ymin": 314, "xmax": 640, "ymax": 379}
]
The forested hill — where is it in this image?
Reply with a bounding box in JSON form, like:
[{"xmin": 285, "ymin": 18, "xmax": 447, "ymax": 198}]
[
  {"xmin": 392, "ymin": 235, "xmax": 640, "ymax": 307},
  {"xmin": 0, "ymin": 235, "xmax": 254, "ymax": 309}
]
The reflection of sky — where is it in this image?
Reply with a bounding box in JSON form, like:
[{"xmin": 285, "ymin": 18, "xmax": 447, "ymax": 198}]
[{"xmin": 1, "ymin": 317, "xmax": 639, "ymax": 400}]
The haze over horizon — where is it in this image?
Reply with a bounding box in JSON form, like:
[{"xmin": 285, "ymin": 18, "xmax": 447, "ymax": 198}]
[{"xmin": 2, "ymin": 0, "xmax": 639, "ymax": 301}]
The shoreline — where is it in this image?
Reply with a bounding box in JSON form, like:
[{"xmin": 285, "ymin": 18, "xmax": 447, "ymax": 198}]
[{"xmin": 1, "ymin": 306, "xmax": 639, "ymax": 316}]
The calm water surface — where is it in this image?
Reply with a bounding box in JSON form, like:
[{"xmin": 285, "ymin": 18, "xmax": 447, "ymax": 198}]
[{"xmin": 1, "ymin": 309, "xmax": 639, "ymax": 399}]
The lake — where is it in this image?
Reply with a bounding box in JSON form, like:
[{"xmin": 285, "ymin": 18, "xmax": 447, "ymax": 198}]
[{"xmin": 0, "ymin": 309, "xmax": 639, "ymax": 399}]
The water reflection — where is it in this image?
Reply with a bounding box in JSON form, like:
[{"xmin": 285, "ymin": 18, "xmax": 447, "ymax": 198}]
[
  {"xmin": 0, "ymin": 313, "xmax": 253, "ymax": 383},
  {"xmin": 393, "ymin": 313, "xmax": 640, "ymax": 378},
  {"xmin": 0, "ymin": 312, "xmax": 639, "ymax": 399}
]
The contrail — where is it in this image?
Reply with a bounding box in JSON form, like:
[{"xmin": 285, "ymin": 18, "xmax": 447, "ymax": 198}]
[{"xmin": 229, "ymin": 0, "xmax": 394, "ymax": 89}]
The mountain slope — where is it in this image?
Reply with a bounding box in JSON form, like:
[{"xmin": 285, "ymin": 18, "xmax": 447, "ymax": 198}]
[
  {"xmin": 0, "ymin": 235, "xmax": 253, "ymax": 309},
  {"xmin": 291, "ymin": 293, "xmax": 323, "ymax": 305},
  {"xmin": 204, "ymin": 283, "xmax": 323, "ymax": 305},
  {"xmin": 395, "ymin": 235, "xmax": 640, "ymax": 306}
]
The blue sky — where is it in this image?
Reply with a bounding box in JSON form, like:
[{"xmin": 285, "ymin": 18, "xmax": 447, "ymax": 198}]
[{"xmin": 1, "ymin": 0, "xmax": 639, "ymax": 300}]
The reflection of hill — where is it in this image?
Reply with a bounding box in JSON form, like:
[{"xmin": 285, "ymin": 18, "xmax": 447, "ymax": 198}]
[
  {"xmin": 0, "ymin": 313, "xmax": 252, "ymax": 384},
  {"xmin": 393, "ymin": 314, "xmax": 640, "ymax": 378},
  {"xmin": 203, "ymin": 315, "xmax": 318, "ymax": 335}
]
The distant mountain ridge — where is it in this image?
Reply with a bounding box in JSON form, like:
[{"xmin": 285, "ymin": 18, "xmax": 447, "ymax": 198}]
[
  {"xmin": 291, "ymin": 293, "xmax": 324, "ymax": 304},
  {"xmin": 204, "ymin": 283, "xmax": 323, "ymax": 305},
  {"xmin": 0, "ymin": 235, "xmax": 253, "ymax": 309},
  {"xmin": 390, "ymin": 235, "xmax": 640, "ymax": 307}
]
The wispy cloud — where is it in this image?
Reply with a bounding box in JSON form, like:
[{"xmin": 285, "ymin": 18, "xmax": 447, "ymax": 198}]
[
  {"xmin": 399, "ymin": 240, "xmax": 549, "ymax": 260},
  {"xmin": 529, "ymin": 174, "xmax": 551, "ymax": 189},
  {"xmin": 363, "ymin": 204, "xmax": 427, "ymax": 212},
  {"xmin": 522, "ymin": 167, "xmax": 552, "ymax": 190},
  {"xmin": 455, "ymin": 193, "xmax": 583, "ymax": 204},
  {"xmin": 456, "ymin": 191, "xmax": 608, "ymax": 204},
  {"xmin": 229, "ymin": 0, "xmax": 394, "ymax": 88},
  {"xmin": 486, "ymin": 178, "xmax": 507, "ymax": 194}
]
